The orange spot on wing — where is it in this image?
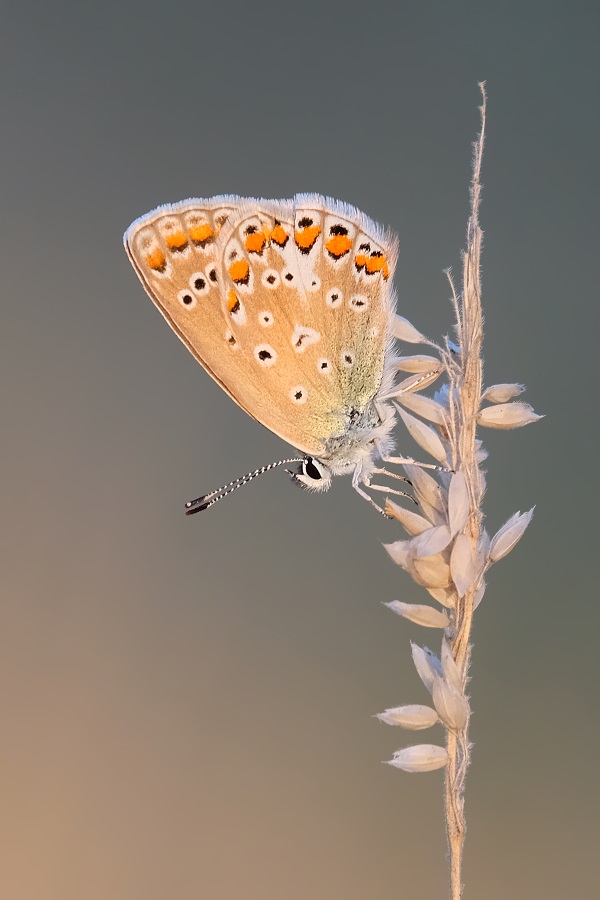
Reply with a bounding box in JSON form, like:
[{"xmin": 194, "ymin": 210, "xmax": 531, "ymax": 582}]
[
  {"xmin": 365, "ymin": 254, "xmax": 385, "ymax": 274},
  {"xmin": 270, "ymin": 224, "xmax": 288, "ymax": 246},
  {"xmin": 228, "ymin": 260, "xmax": 250, "ymax": 283},
  {"xmin": 295, "ymin": 225, "xmax": 321, "ymax": 250},
  {"xmin": 326, "ymin": 234, "xmax": 352, "ymax": 257},
  {"xmin": 146, "ymin": 248, "xmax": 166, "ymax": 271},
  {"xmin": 355, "ymin": 253, "xmax": 368, "ymax": 270},
  {"xmin": 365, "ymin": 253, "xmax": 390, "ymax": 277},
  {"xmin": 227, "ymin": 289, "xmax": 239, "ymax": 311},
  {"xmin": 165, "ymin": 230, "xmax": 188, "ymax": 250},
  {"xmin": 245, "ymin": 232, "xmax": 266, "ymax": 253},
  {"xmin": 189, "ymin": 223, "xmax": 214, "ymax": 244}
]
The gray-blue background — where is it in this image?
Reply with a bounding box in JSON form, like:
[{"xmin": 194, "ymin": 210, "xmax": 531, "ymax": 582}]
[{"xmin": 2, "ymin": 1, "xmax": 598, "ymax": 897}]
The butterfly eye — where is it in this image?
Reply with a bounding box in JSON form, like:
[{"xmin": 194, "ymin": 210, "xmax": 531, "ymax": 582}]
[
  {"xmin": 291, "ymin": 457, "xmax": 332, "ymax": 493},
  {"xmin": 303, "ymin": 458, "xmax": 323, "ymax": 481}
]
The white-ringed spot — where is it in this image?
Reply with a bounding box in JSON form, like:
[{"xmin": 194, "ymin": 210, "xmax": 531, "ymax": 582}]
[
  {"xmin": 178, "ymin": 289, "xmax": 197, "ymax": 310},
  {"xmin": 341, "ymin": 350, "xmax": 355, "ymax": 368},
  {"xmin": 258, "ymin": 311, "xmax": 274, "ymax": 327},
  {"xmin": 317, "ymin": 358, "xmax": 332, "ymax": 374},
  {"xmin": 229, "ymin": 297, "xmax": 247, "ymax": 325},
  {"xmin": 290, "ymin": 386, "xmax": 308, "ymax": 404},
  {"xmin": 307, "ymin": 274, "xmax": 321, "ymax": 293},
  {"xmin": 189, "ymin": 271, "xmax": 210, "ymax": 297},
  {"xmin": 261, "ymin": 268, "xmax": 281, "ymax": 289},
  {"xmin": 291, "ymin": 324, "xmax": 321, "ymax": 352},
  {"xmin": 326, "ymin": 288, "xmax": 343, "ymax": 308},
  {"xmin": 349, "ymin": 294, "xmax": 369, "ymax": 311},
  {"xmin": 207, "ymin": 265, "xmax": 218, "ymax": 284},
  {"xmin": 281, "ymin": 268, "xmax": 295, "ymax": 284},
  {"xmin": 254, "ymin": 344, "xmax": 277, "ymax": 367}
]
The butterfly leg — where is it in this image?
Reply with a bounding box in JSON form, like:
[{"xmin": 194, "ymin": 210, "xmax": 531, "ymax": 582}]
[
  {"xmin": 352, "ymin": 467, "xmax": 417, "ymax": 515},
  {"xmin": 367, "ymin": 482, "xmax": 418, "ymax": 506},
  {"xmin": 352, "ymin": 482, "xmax": 390, "ymax": 516},
  {"xmin": 364, "ymin": 478, "xmax": 416, "ymax": 503},
  {"xmin": 381, "ymin": 454, "xmax": 451, "ymax": 473},
  {"xmin": 351, "ymin": 466, "xmax": 390, "ymax": 516},
  {"xmin": 373, "ymin": 403, "xmax": 452, "ymax": 474},
  {"xmin": 371, "ymin": 467, "xmax": 412, "ymax": 486}
]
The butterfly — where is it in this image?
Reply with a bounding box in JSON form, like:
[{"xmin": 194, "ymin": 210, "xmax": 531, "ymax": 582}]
[{"xmin": 124, "ymin": 194, "xmax": 433, "ymax": 515}]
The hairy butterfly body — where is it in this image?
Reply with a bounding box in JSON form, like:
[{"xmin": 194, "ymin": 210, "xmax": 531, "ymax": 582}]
[{"xmin": 124, "ymin": 194, "xmax": 413, "ymax": 513}]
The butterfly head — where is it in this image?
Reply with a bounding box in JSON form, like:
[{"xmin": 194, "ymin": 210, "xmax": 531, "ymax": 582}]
[{"xmin": 288, "ymin": 456, "xmax": 333, "ymax": 493}]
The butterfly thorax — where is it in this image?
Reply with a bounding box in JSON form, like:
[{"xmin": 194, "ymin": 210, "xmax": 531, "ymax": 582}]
[{"xmin": 318, "ymin": 398, "xmax": 396, "ymax": 477}]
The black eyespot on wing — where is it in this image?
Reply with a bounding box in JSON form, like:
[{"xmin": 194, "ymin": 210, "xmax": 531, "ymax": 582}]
[
  {"xmin": 258, "ymin": 349, "xmax": 272, "ymax": 361},
  {"xmin": 194, "ymin": 277, "xmax": 206, "ymax": 291},
  {"xmin": 329, "ymin": 224, "xmax": 348, "ymax": 236},
  {"xmin": 298, "ymin": 216, "xmax": 313, "ymax": 228}
]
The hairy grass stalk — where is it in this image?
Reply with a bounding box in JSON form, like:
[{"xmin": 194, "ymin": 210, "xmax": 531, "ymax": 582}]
[{"xmin": 379, "ymin": 85, "xmax": 540, "ymax": 898}]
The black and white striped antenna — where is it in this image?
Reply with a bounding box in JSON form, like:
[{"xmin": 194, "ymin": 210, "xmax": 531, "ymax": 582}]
[{"xmin": 185, "ymin": 457, "xmax": 305, "ymax": 515}]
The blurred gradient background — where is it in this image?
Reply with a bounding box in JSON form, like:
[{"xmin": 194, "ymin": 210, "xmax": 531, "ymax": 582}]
[{"xmin": 2, "ymin": 1, "xmax": 598, "ymax": 897}]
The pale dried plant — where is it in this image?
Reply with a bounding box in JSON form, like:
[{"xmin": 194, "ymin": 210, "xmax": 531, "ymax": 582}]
[{"xmin": 377, "ymin": 85, "xmax": 541, "ymax": 899}]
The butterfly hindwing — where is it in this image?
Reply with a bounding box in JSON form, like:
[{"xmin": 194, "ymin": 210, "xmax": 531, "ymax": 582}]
[
  {"xmin": 292, "ymin": 195, "xmax": 398, "ymax": 415},
  {"xmin": 216, "ymin": 195, "xmax": 398, "ymax": 454}
]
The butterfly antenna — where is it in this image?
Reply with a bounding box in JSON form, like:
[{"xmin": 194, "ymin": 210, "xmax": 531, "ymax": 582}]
[{"xmin": 184, "ymin": 458, "xmax": 305, "ymax": 515}]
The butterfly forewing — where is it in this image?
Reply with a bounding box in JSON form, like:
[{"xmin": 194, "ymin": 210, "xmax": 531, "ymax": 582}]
[{"xmin": 124, "ymin": 197, "xmax": 245, "ymax": 406}]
